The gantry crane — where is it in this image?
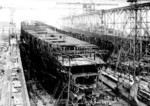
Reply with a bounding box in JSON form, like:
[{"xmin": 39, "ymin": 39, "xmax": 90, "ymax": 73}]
[
  {"xmin": 56, "ymin": 1, "xmax": 118, "ymax": 14},
  {"xmin": 0, "ymin": 6, "xmax": 35, "ymax": 45},
  {"xmin": 59, "ymin": 0, "xmax": 150, "ymax": 104}
]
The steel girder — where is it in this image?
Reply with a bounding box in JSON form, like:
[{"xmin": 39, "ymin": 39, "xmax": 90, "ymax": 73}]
[
  {"xmin": 60, "ymin": 3, "xmax": 150, "ymax": 58},
  {"xmin": 59, "ymin": 2, "xmax": 150, "ymax": 80}
]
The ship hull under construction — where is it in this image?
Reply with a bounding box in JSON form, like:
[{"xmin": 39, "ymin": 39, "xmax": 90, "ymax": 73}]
[{"xmin": 20, "ymin": 21, "xmax": 132, "ymax": 106}]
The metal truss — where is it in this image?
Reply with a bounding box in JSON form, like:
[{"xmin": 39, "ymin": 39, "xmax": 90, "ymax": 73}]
[{"xmin": 60, "ymin": 2, "xmax": 150, "ymax": 78}]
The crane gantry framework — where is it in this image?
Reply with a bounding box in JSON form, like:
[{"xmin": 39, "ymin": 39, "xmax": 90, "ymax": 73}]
[
  {"xmin": 60, "ymin": 1, "xmax": 150, "ymax": 78},
  {"xmin": 56, "ymin": 1, "xmax": 118, "ymax": 14}
]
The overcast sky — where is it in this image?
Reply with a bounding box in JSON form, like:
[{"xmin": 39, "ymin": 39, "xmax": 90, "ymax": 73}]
[{"xmin": 0, "ymin": 0, "xmax": 148, "ymax": 27}]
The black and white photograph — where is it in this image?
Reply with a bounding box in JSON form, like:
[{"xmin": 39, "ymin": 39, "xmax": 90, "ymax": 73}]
[{"xmin": 0, "ymin": 0, "xmax": 150, "ymax": 106}]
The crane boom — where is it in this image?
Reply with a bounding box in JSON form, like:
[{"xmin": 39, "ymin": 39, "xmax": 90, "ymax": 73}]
[{"xmin": 56, "ymin": 2, "xmax": 118, "ymax": 6}]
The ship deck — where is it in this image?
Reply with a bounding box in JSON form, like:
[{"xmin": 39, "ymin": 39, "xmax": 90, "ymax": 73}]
[{"xmin": 25, "ymin": 27, "xmax": 105, "ymax": 67}]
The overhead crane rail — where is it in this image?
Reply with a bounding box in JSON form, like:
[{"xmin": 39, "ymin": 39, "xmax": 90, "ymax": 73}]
[{"xmin": 62, "ymin": 1, "xmax": 150, "ymax": 19}]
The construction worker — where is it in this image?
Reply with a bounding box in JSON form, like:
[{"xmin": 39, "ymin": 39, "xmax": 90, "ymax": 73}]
[
  {"xmin": 130, "ymin": 77, "xmax": 139, "ymax": 102},
  {"xmin": 130, "ymin": 77, "xmax": 146, "ymax": 106}
]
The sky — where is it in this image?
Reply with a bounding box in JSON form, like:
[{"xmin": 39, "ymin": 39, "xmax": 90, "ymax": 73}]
[{"xmin": 0, "ymin": 0, "xmax": 148, "ymax": 28}]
